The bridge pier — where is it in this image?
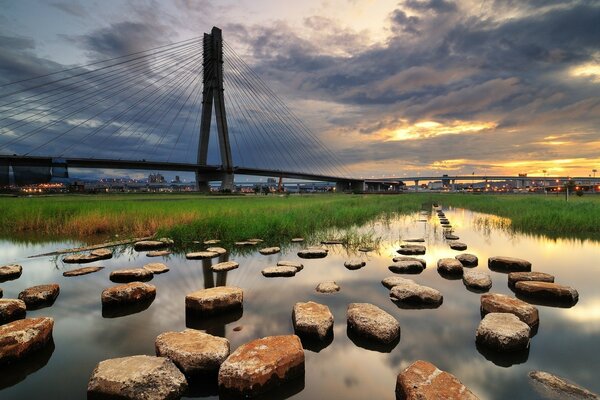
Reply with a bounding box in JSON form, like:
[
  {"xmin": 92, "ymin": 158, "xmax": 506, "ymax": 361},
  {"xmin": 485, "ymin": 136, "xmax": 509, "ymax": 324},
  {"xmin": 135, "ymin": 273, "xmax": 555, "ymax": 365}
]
[
  {"xmin": 336, "ymin": 180, "xmax": 365, "ymax": 193},
  {"xmin": 195, "ymin": 171, "xmax": 234, "ymax": 192}
]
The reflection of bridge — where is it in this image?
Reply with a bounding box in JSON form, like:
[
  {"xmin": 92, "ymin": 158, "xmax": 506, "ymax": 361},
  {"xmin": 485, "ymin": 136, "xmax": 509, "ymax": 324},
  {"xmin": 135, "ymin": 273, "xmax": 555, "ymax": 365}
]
[{"xmin": 0, "ymin": 27, "xmax": 363, "ymax": 192}]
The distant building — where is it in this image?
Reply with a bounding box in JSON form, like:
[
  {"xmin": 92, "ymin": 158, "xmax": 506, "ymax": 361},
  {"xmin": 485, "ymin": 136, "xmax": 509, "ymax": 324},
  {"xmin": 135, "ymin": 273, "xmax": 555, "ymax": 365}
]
[{"xmin": 149, "ymin": 173, "xmax": 165, "ymax": 183}]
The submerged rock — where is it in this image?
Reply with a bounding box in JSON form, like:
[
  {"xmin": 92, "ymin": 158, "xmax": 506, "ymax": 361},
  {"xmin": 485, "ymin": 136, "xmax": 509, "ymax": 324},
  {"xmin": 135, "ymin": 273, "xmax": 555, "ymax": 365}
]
[
  {"xmin": 392, "ymin": 256, "xmax": 426, "ymax": 267},
  {"xmin": 390, "ymin": 281, "xmax": 443, "ymax": 307},
  {"xmin": 463, "ymin": 270, "xmax": 492, "ymax": 291},
  {"xmin": 397, "ymin": 245, "xmax": 426, "ymax": 255},
  {"xmin": 87, "ymin": 355, "xmax": 187, "ymax": 400},
  {"xmin": 508, "ymin": 271, "xmax": 555, "ymax": 286},
  {"xmin": 18, "ymin": 284, "xmax": 60, "ymax": 309},
  {"xmin": 143, "ymin": 263, "xmax": 169, "ymax": 274},
  {"xmin": 0, "ymin": 264, "xmax": 22, "ymax": 281},
  {"xmin": 529, "ymin": 370, "xmax": 599, "ymax": 400},
  {"xmin": 480, "ymin": 293, "xmax": 539, "ymax": 328},
  {"xmin": 344, "ymin": 259, "xmax": 366, "ymax": 270},
  {"xmin": 0, "ymin": 317, "xmax": 54, "ymax": 365},
  {"xmin": 133, "ymin": 240, "xmax": 171, "ymax": 251},
  {"xmin": 146, "ymin": 250, "xmax": 171, "ymax": 257},
  {"xmin": 62, "ymin": 266, "xmax": 104, "ymax": 277},
  {"xmin": 259, "ymin": 247, "xmax": 281, "ymax": 255},
  {"xmin": 396, "ymin": 360, "xmax": 479, "ymax": 400},
  {"xmin": 293, "ymin": 301, "xmax": 334, "ymax": 341},
  {"xmin": 389, "ymin": 261, "xmax": 425, "ymax": 274},
  {"xmin": 449, "ymin": 242, "xmax": 468, "ymax": 251},
  {"xmin": 315, "ymin": 281, "xmax": 340, "ymax": 293},
  {"xmin": 488, "ymin": 256, "xmax": 532, "ymax": 272},
  {"xmin": 211, "ymin": 261, "xmax": 239, "ymax": 272},
  {"xmin": 110, "ymin": 268, "xmax": 153, "ymax": 283},
  {"xmin": 261, "ymin": 266, "xmax": 297, "ymax": 277},
  {"xmin": 185, "ymin": 286, "xmax": 243, "ymax": 316},
  {"xmin": 437, "ymin": 258, "xmax": 464, "ymax": 276},
  {"xmin": 514, "ymin": 281, "xmax": 578, "ymax": 305},
  {"xmin": 347, "ymin": 303, "xmax": 400, "ymax": 344},
  {"xmin": 101, "ymin": 282, "xmax": 156, "ymax": 306},
  {"xmin": 476, "ymin": 313, "xmax": 530, "ymax": 352},
  {"xmin": 186, "ymin": 251, "xmax": 219, "ymax": 260},
  {"xmin": 218, "ymin": 335, "xmax": 305, "ymax": 398},
  {"xmin": 277, "ymin": 261, "xmax": 304, "ymax": 271},
  {"xmin": 456, "ymin": 253, "xmax": 478, "ymax": 267},
  {"xmin": 298, "ymin": 248, "xmax": 328, "ymax": 259},
  {"xmin": 206, "ymin": 247, "xmax": 227, "ymax": 255},
  {"xmin": 0, "ymin": 299, "xmax": 27, "ymax": 325},
  {"xmin": 155, "ymin": 329, "xmax": 230, "ymax": 377}
]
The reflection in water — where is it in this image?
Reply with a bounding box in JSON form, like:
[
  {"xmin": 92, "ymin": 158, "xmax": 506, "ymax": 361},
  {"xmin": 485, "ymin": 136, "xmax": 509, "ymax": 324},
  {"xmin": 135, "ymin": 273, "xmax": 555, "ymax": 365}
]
[
  {"xmin": 476, "ymin": 341, "xmax": 530, "ymax": 368},
  {"xmin": 0, "ymin": 339, "xmax": 55, "ymax": 390},
  {"xmin": 0, "ymin": 207, "xmax": 600, "ymax": 399}
]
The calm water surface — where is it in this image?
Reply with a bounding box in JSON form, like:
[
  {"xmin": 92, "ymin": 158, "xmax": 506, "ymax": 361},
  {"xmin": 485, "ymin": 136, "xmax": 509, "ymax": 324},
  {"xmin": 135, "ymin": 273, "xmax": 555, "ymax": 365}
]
[{"xmin": 1, "ymin": 206, "xmax": 599, "ymax": 399}]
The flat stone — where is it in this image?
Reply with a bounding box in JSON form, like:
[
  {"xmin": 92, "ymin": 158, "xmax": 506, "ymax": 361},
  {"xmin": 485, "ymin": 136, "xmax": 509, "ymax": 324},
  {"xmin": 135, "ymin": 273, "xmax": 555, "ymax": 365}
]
[
  {"xmin": 261, "ymin": 266, "xmax": 297, "ymax": 277},
  {"xmin": 185, "ymin": 286, "xmax": 243, "ymax": 316},
  {"xmin": 476, "ymin": 313, "xmax": 530, "ymax": 352},
  {"xmin": 203, "ymin": 239, "xmax": 220, "ymax": 245},
  {"xmin": 110, "ymin": 268, "xmax": 153, "ymax": 283},
  {"xmin": 293, "ymin": 301, "xmax": 334, "ymax": 340},
  {"xmin": 146, "ymin": 250, "xmax": 171, "ymax": 257},
  {"xmin": 277, "ymin": 261, "xmax": 304, "ymax": 271},
  {"xmin": 529, "ymin": 370, "xmax": 599, "ymax": 400},
  {"xmin": 218, "ymin": 335, "xmax": 304, "ymax": 397},
  {"xmin": 481, "ymin": 293, "xmax": 539, "ymax": 328},
  {"xmin": 445, "ymin": 234, "xmax": 460, "ymax": 240},
  {"xmin": 390, "ymin": 281, "xmax": 443, "ymax": 306},
  {"xmin": 62, "ymin": 248, "xmax": 113, "ymax": 264},
  {"xmin": 456, "ymin": 253, "xmax": 479, "ymax": 267},
  {"xmin": 347, "ymin": 303, "xmax": 400, "ymax": 344},
  {"xmin": 63, "ymin": 266, "xmax": 104, "ymax": 277},
  {"xmin": 515, "ymin": 281, "xmax": 579, "ymax": 305},
  {"xmin": 87, "ymin": 355, "xmax": 187, "ymax": 400},
  {"xmin": 437, "ymin": 258, "xmax": 464, "ymax": 276},
  {"xmin": 488, "ymin": 256, "xmax": 532, "ymax": 272},
  {"xmin": 206, "ymin": 247, "xmax": 227, "ymax": 255},
  {"xmin": 344, "ymin": 259, "xmax": 366, "ymax": 270},
  {"xmin": 397, "ymin": 244, "xmax": 426, "ymax": 255},
  {"xmin": 449, "ymin": 242, "xmax": 467, "ymax": 251},
  {"xmin": 211, "ymin": 261, "xmax": 239, "ymax": 272},
  {"xmin": 155, "ymin": 329, "xmax": 230, "ymax": 377},
  {"xmin": 298, "ymin": 248, "xmax": 328, "ymax": 258},
  {"xmin": 508, "ymin": 272, "xmax": 555, "ymax": 286},
  {"xmin": 381, "ymin": 276, "xmax": 415, "ymax": 289},
  {"xmin": 185, "ymin": 251, "xmax": 219, "ymax": 259},
  {"xmin": 403, "ymin": 238, "xmax": 425, "ymax": 242},
  {"xmin": 143, "ymin": 263, "xmax": 169, "ymax": 274},
  {"xmin": 396, "ymin": 360, "xmax": 479, "ymax": 400},
  {"xmin": 0, "ymin": 299, "xmax": 27, "ymax": 325},
  {"xmin": 0, "ymin": 264, "xmax": 23, "ymax": 281},
  {"xmin": 91, "ymin": 248, "xmax": 113, "ymax": 259},
  {"xmin": 259, "ymin": 247, "xmax": 281, "ymax": 255},
  {"xmin": 0, "ymin": 317, "xmax": 54, "ymax": 365},
  {"xmin": 389, "ymin": 261, "xmax": 425, "ymax": 274},
  {"xmin": 392, "ymin": 256, "xmax": 426, "ymax": 267},
  {"xmin": 133, "ymin": 240, "xmax": 171, "ymax": 251},
  {"xmin": 315, "ymin": 281, "xmax": 340, "ymax": 293},
  {"xmin": 18, "ymin": 284, "xmax": 60, "ymax": 309},
  {"xmin": 321, "ymin": 239, "xmax": 344, "ymax": 244},
  {"xmin": 291, "ymin": 237, "xmax": 304, "ymax": 242},
  {"xmin": 463, "ymin": 270, "xmax": 492, "ymax": 291},
  {"xmin": 234, "ymin": 241, "xmax": 257, "ymax": 246},
  {"xmin": 247, "ymin": 238, "xmax": 264, "ymax": 243},
  {"xmin": 358, "ymin": 247, "xmax": 375, "ymax": 252},
  {"xmin": 102, "ymin": 282, "xmax": 156, "ymax": 306}
]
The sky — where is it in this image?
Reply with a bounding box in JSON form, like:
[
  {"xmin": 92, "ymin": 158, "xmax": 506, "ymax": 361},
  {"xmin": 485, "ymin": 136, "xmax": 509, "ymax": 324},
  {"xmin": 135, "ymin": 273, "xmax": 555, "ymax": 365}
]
[{"xmin": 0, "ymin": 0, "xmax": 599, "ymax": 180}]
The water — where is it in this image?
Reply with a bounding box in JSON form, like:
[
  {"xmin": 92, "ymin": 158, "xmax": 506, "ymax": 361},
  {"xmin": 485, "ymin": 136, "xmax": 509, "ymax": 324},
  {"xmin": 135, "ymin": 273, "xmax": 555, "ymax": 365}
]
[{"xmin": 1, "ymin": 207, "xmax": 599, "ymax": 399}]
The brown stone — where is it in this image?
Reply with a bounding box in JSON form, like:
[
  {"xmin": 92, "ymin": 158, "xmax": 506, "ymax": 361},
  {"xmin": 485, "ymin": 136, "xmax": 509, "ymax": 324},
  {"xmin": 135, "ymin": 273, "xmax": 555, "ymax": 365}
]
[
  {"xmin": 392, "ymin": 256, "xmax": 426, "ymax": 267},
  {"xmin": 381, "ymin": 276, "xmax": 414, "ymax": 289},
  {"xmin": 218, "ymin": 335, "xmax": 304, "ymax": 397},
  {"xmin": 389, "ymin": 261, "xmax": 425, "ymax": 274},
  {"xmin": 0, "ymin": 264, "xmax": 22, "ymax": 281},
  {"xmin": 0, "ymin": 299, "xmax": 26, "ymax": 325},
  {"xmin": 315, "ymin": 281, "xmax": 340, "ymax": 293},
  {"xmin": 62, "ymin": 266, "xmax": 104, "ymax": 277},
  {"xmin": 488, "ymin": 256, "xmax": 532, "ymax": 272},
  {"xmin": 449, "ymin": 242, "xmax": 468, "ymax": 251},
  {"xmin": 397, "ymin": 244, "xmax": 426, "ymax": 255},
  {"xmin": 321, "ymin": 239, "xmax": 344, "ymax": 244},
  {"xmin": 147, "ymin": 250, "xmax": 172, "ymax": 257},
  {"xmin": 18, "ymin": 284, "xmax": 60, "ymax": 309},
  {"xmin": 0, "ymin": 317, "xmax": 54, "ymax": 365},
  {"xmin": 143, "ymin": 263, "xmax": 169, "ymax": 274},
  {"xmin": 203, "ymin": 239, "xmax": 221, "ymax": 245},
  {"xmin": 390, "ymin": 281, "xmax": 443, "ymax": 306},
  {"xmin": 186, "ymin": 251, "xmax": 219, "ymax": 260},
  {"xmin": 476, "ymin": 313, "xmax": 530, "ymax": 352},
  {"xmin": 347, "ymin": 303, "xmax": 400, "ymax": 344},
  {"xmin": 101, "ymin": 282, "xmax": 156, "ymax": 306},
  {"xmin": 396, "ymin": 360, "xmax": 479, "ymax": 400},
  {"xmin": 344, "ymin": 259, "xmax": 366, "ymax": 270},
  {"xmin": 463, "ymin": 270, "xmax": 492, "ymax": 291},
  {"xmin": 293, "ymin": 301, "xmax": 334, "ymax": 340},
  {"xmin": 206, "ymin": 247, "xmax": 227, "ymax": 255},
  {"xmin": 529, "ymin": 370, "xmax": 599, "ymax": 400},
  {"xmin": 508, "ymin": 271, "xmax": 555, "ymax": 286},
  {"xmin": 110, "ymin": 268, "xmax": 153, "ymax": 283},
  {"xmin": 291, "ymin": 238, "xmax": 304, "ymax": 242},
  {"xmin": 277, "ymin": 261, "xmax": 303, "ymax": 271},
  {"xmin": 247, "ymin": 238, "xmax": 264, "ymax": 244},
  {"xmin": 185, "ymin": 286, "xmax": 243, "ymax": 316},
  {"xmin": 234, "ymin": 241, "xmax": 257, "ymax": 246},
  {"xmin": 259, "ymin": 247, "xmax": 281, "ymax": 255},
  {"xmin": 211, "ymin": 261, "xmax": 239, "ymax": 272},
  {"xmin": 87, "ymin": 355, "xmax": 187, "ymax": 399},
  {"xmin": 298, "ymin": 248, "xmax": 328, "ymax": 259},
  {"xmin": 456, "ymin": 253, "xmax": 478, "ymax": 267},
  {"xmin": 481, "ymin": 293, "xmax": 539, "ymax": 328},
  {"xmin": 515, "ymin": 281, "xmax": 578, "ymax": 305},
  {"xmin": 445, "ymin": 234, "xmax": 460, "ymax": 240},
  {"xmin": 133, "ymin": 240, "xmax": 171, "ymax": 251},
  {"xmin": 155, "ymin": 329, "xmax": 230, "ymax": 377},
  {"xmin": 403, "ymin": 238, "xmax": 425, "ymax": 242},
  {"xmin": 437, "ymin": 258, "xmax": 464, "ymax": 276},
  {"xmin": 261, "ymin": 266, "xmax": 297, "ymax": 277}
]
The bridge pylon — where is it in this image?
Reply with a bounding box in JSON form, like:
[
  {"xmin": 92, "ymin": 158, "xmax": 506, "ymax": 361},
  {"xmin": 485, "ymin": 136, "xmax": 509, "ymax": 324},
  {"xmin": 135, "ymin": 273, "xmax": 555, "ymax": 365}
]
[{"xmin": 196, "ymin": 27, "xmax": 234, "ymax": 192}]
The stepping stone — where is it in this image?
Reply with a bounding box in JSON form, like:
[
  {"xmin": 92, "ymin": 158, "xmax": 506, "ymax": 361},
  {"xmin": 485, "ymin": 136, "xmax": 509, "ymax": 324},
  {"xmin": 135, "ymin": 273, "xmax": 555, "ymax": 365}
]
[
  {"xmin": 488, "ymin": 256, "xmax": 532, "ymax": 272},
  {"xmin": 389, "ymin": 261, "xmax": 425, "ymax": 274},
  {"xmin": 211, "ymin": 261, "xmax": 239, "ymax": 272},
  {"xmin": 0, "ymin": 288, "xmax": 2, "ymax": 298},
  {"xmin": 358, "ymin": 247, "xmax": 375, "ymax": 252},
  {"xmin": 87, "ymin": 355, "xmax": 187, "ymax": 399},
  {"xmin": 143, "ymin": 263, "xmax": 169, "ymax": 274},
  {"xmin": 204, "ymin": 239, "xmax": 220, "ymax": 245},
  {"xmin": 321, "ymin": 239, "xmax": 344, "ymax": 245},
  {"xmin": 347, "ymin": 303, "xmax": 400, "ymax": 344},
  {"xmin": 442, "ymin": 224, "xmax": 452, "ymax": 228},
  {"xmin": 390, "ymin": 281, "xmax": 443, "ymax": 307},
  {"xmin": 456, "ymin": 253, "xmax": 478, "ymax": 267},
  {"xmin": 155, "ymin": 329, "xmax": 230, "ymax": 377},
  {"xmin": 463, "ymin": 270, "xmax": 492, "ymax": 291},
  {"xmin": 403, "ymin": 238, "xmax": 425, "ymax": 242},
  {"xmin": 62, "ymin": 248, "xmax": 113, "ymax": 264},
  {"xmin": 528, "ymin": 370, "xmax": 600, "ymax": 400},
  {"xmin": 133, "ymin": 240, "xmax": 170, "ymax": 251},
  {"xmin": 381, "ymin": 276, "xmax": 415, "ymax": 289},
  {"xmin": 445, "ymin": 234, "xmax": 460, "ymax": 240},
  {"xmin": 146, "ymin": 250, "xmax": 171, "ymax": 257},
  {"xmin": 101, "ymin": 282, "xmax": 156, "ymax": 306},
  {"xmin": 298, "ymin": 248, "xmax": 328, "ymax": 259},
  {"xmin": 316, "ymin": 281, "xmax": 340, "ymax": 293},
  {"xmin": 110, "ymin": 268, "xmax": 153, "ymax": 283},
  {"xmin": 0, "ymin": 317, "xmax": 54, "ymax": 365},
  {"xmin": 186, "ymin": 251, "xmax": 219, "ymax": 259},
  {"xmin": 63, "ymin": 266, "xmax": 104, "ymax": 277},
  {"xmin": 0, "ymin": 299, "xmax": 26, "ymax": 325},
  {"xmin": 476, "ymin": 313, "xmax": 530, "ymax": 352},
  {"xmin": 206, "ymin": 247, "xmax": 227, "ymax": 255},
  {"xmin": 186, "ymin": 286, "xmax": 243, "ymax": 316},
  {"xmin": 397, "ymin": 244, "xmax": 426, "ymax": 255},
  {"xmin": 480, "ymin": 293, "xmax": 539, "ymax": 328},
  {"xmin": 515, "ymin": 281, "xmax": 578, "ymax": 305},
  {"xmin": 259, "ymin": 247, "xmax": 281, "ymax": 255},
  {"xmin": 344, "ymin": 259, "xmax": 366, "ymax": 270},
  {"xmin": 396, "ymin": 360, "xmax": 479, "ymax": 400},
  {"xmin": 437, "ymin": 258, "xmax": 464, "ymax": 276},
  {"xmin": 235, "ymin": 241, "xmax": 257, "ymax": 246},
  {"xmin": 277, "ymin": 261, "xmax": 303, "ymax": 271},
  {"xmin": 508, "ymin": 272, "xmax": 555, "ymax": 286},
  {"xmin": 247, "ymin": 238, "xmax": 264, "ymax": 243},
  {"xmin": 449, "ymin": 242, "xmax": 467, "ymax": 251},
  {"xmin": 261, "ymin": 266, "xmax": 297, "ymax": 277},
  {"xmin": 291, "ymin": 237, "xmax": 304, "ymax": 242},
  {"xmin": 218, "ymin": 335, "xmax": 304, "ymax": 398},
  {"xmin": 392, "ymin": 256, "xmax": 426, "ymax": 267},
  {"xmin": 293, "ymin": 301, "xmax": 334, "ymax": 340},
  {"xmin": 18, "ymin": 284, "xmax": 60, "ymax": 309},
  {"xmin": 0, "ymin": 264, "xmax": 22, "ymax": 282}
]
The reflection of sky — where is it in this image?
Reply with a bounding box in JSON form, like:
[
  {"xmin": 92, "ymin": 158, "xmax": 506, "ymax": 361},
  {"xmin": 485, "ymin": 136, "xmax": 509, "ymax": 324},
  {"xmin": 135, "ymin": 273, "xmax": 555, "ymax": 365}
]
[{"xmin": 1, "ymin": 207, "xmax": 600, "ymax": 399}]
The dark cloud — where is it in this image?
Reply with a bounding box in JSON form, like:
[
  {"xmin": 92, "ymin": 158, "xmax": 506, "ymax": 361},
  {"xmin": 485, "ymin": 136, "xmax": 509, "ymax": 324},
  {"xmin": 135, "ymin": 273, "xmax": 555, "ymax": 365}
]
[
  {"xmin": 49, "ymin": 1, "xmax": 89, "ymax": 18},
  {"xmin": 403, "ymin": 0, "xmax": 457, "ymax": 14},
  {"xmin": 389, "ymin": 9, "xmax": 421, "ymax": 34}
]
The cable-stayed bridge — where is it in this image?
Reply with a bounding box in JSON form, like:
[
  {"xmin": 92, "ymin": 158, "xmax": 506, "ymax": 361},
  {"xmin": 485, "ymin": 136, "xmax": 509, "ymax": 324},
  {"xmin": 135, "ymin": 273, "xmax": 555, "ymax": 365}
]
[{"xmin": 0, "ymin": 27, "xmax": 362, "ymax": 191}]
